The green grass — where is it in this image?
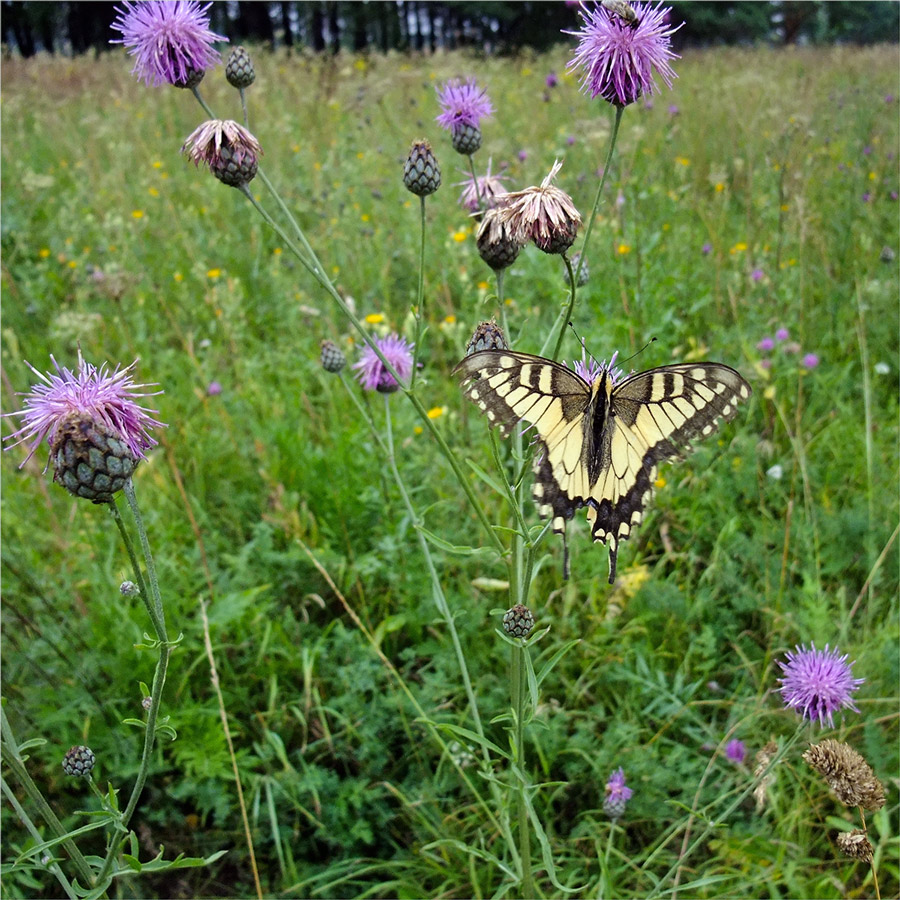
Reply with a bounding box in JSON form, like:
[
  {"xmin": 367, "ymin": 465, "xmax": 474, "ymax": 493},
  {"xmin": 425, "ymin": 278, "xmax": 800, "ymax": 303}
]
[{"xmin": 1, "ymin": 40, "xmax": 898, "ymax": 899}]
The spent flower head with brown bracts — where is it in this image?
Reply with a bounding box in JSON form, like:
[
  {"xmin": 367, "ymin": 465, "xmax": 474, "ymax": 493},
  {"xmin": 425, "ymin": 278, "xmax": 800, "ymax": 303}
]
[
  {"xmin": 182, "ymin": 119, "xmax": 263, "ymax": 188},
  {"xmin": 777, "ymin": 642, "xmax": 864, "ymax": 728},
  {"xmin": 475, "ymin": 209, "xmax": 522, "ymax": 271},
  {"xmin": 495, "ymin": 160, "xmax": 582, "ymax": 255},
  {"xmin": 565, "ymin": 0, "xmax": 680, "ymax": 108},
  {"xmin": 455, "ymin": 159, "xmax": 509, "ymax": 212},
  {"xmin": 436, "ymin": 78, "xmax": 493, "ymax": 155},
  {"xmin": 110, "ymin": 0, "xmax": 227, "ymax": 88}
]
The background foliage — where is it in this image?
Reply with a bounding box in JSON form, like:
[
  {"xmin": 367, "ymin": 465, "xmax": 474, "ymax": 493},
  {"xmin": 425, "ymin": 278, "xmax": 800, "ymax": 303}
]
[{"xmin": 1, "ymin": 33, "xmax": 899, "ymax": 900}]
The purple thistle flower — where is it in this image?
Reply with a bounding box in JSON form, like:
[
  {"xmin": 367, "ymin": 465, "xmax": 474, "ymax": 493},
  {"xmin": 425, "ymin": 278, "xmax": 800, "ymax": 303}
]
[
  {"xmin": 778, "ymin": 642, "xmax": 864, "ymax": 728},
  {"xmin": 701, "ymin": 242, "xmax": 712, "ymax": 255},
  {"xmin": 751, "ymin": 268, "xmax": 764, "ymax": 282},
  {"xmin": 565, "ymin": 1, "xmax": 681, "ymax": 108},
  {"xmin": 207, "ymin": 380, "xmax": 223, "ymax": 396},
  {"xmin": 353, "ymin": 334, "xmax": 414, "ymax": 393},
  {"xmin": 757, "ymin": 337, "xmax": 775, "ymax": 352},
  {"xmin": 775, "ymin": 327, "xmax": 790, "ymax": 342},
  {"xmin": 603, "ymin": 767, "xmax": 633, "ymax": 820},
  {"xmin": 802, "ymin": 353, "xmax": 820, "ymax": 369},
  {"xmin": 110, "ymin": 1, "xmax": 227, "ymax": 88},
  {"xmin": 570, "ymin": 347, "xmax": 623, "ymax": 385},
  {"xmin": 3, "ymin": 352, "xmax": 164, "ymax": 471},
  {"xmin": 725, "ymin": 739, "xmax": 747, "ymax": 764},
  {"xmin": 435, "ymin": 78, "xmax": 493, "ymax": 131},
  {"xmin": 546, "ymin": 71, "xmax": 559, "ymax": 88},
  {"xmin": 668, "ymin": 103, "xmax": 679, "ymax": 116},
  {"xmin": 454, "ymin": 159, "xmax": 509, "ymax": 212},
  {"xmin": 862, "ymin": 192, "xmax": 871, "ymax": 203}
]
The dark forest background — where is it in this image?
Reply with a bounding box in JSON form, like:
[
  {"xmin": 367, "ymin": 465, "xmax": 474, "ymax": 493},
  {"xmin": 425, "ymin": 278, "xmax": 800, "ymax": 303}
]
[{"xmin": 2, "ymin": 1, "xmax": 898, "ymax": 59}]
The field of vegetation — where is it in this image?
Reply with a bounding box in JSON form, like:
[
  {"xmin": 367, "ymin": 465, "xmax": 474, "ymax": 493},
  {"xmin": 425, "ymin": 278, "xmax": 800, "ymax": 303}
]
[{"xmin": 1, "ymin": 34, "xmax": 898, "ymax": 900}]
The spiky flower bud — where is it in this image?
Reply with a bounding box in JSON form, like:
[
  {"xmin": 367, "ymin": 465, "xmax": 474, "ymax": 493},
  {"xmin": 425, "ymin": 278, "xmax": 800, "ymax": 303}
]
[
  {"xmin": 503, "ymin": 604, "xmax": 535, "ymax": 638},
  {"xmin": 403, "ymin": 140, "xmax": 441, "ymax": 197},
  {"xmin": 225, "ymin": 46, "xmax": 255, "ymax": 88},
  {"xmin": 50, "ymin": 413, "xmax": 139, "ymax": 503},
  {"xmin": 175, "ymin": 66, "xmax": 205, "ymax": 89},
  {"xmin": 451, "ymin": 123, "xmax": 482, "ymax": 155},
  {"xmin": 803, "ymin": 740, "xmax": 886, "ymax": 810},
  {"xmin": 466, "ymin": 320, "xmax": 508, "ymax": 356},
  {"xmin": 476, "ymin": 209, "xmax": 521, "ymax": 271},
  {"xmin": 62, "ymin": 745, "xmax": 95, "ymax": 777},
  {"xmin": 320, "ymin": 339, "xmax": 347, "ymax": 373},
  {"xmin": 836, "ymin": 829, "xmax": 874, "ymax": 863},
  {"xmin": 120, "ymin": 580, "xmax": 140, "ymax": 596}
]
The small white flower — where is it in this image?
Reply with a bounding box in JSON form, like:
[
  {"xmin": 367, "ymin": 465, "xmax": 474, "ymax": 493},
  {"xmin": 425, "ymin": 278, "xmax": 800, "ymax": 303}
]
[
  {"xmin": 766, "ymin": 464, "xmax": 783, "ymax": 481},
  {"xmin": 874, "ymin": 362, "xmax": 890, "ymax": 375}
]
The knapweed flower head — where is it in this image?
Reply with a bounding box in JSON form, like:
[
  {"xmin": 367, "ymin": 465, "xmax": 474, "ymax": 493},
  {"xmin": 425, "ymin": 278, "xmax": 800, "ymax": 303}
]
[
  {"xmin": 353, "ymin": 334, "xmax": 414, "ymax": 393},
  {"xmin": 570, "ymin": 347, "xmax": 624, "ymax": 385},
  {"xmin": 778, "ymin": 642, "xmax": 864, "ymax": 728},
  {"xmin": 182, "ymin": 120, "xmax": 262, "ymax": 187},
  {"xmin": 455, "ymin": 159, "xmax": 509, "ymax": 212},
  {"xmin": 435, "ymin": 78, "xmax": 493, "ymax": 131},
  {"xmin": 475, "ymin": 209, "xmax": 522, "ymax": 271},
  {"xmin": 110, "ymin": 1, "xmax": 226, "ymax": 88},
  {"xmin": 603, "ymin": 767, "xmax": 633, "ymax": 820},
  {"xmin": 725, "ymin": 739, "xmax": 747, "ymax": 764},
  {"xmin": 565, "ymin": 1, "xmax": 680, "ymax": 107},
  {"xmin": 802, "ymin": 353, "xmax": 820, "ymax": 370},
  {"xmin": 495, "ymin": 160, "xmax": 582, "ymax": 255},
  {"xmin": 4, "ymin": 352, "xmax": 164, "ymax": 471}
]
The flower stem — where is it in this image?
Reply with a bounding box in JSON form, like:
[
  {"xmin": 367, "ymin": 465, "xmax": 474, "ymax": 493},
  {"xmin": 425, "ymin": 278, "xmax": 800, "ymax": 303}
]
[
  {"xmin": 511, "ymin": 641, "xmax": 533, "ymax": 897},
  {"xmin": 858, "ymin": 807, "xmax": 881, "ymax": 900},
  {"xmin": 467, "ymin": 153, "xmax": 484, "ymax": 210},
  {"xmin": 410, "ymin": 194, "xmax": 427, "ymax": 390}
]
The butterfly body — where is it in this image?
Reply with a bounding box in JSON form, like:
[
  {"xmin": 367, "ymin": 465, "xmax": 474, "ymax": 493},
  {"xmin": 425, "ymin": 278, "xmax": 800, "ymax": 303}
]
[{"xmin": 454, "ymin": 350, "xmax": 752, "ymax": 583}]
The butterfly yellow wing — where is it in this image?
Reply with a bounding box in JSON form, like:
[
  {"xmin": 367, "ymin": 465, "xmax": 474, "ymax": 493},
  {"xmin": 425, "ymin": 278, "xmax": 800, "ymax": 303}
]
[{"xmin": 454, "ymin": 352, "xmax": 752, "ymax": 583}]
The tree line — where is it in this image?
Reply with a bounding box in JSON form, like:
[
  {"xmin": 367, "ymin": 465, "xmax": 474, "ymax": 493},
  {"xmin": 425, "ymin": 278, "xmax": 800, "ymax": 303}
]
[{"xmin": 2, "ymin": 1, "xmax": 897, "ymax": 58}]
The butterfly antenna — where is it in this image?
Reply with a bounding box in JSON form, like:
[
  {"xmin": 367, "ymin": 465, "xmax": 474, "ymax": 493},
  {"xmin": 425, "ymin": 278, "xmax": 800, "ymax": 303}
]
[
  {"xmin": 618, "ymin": 336, "xmax": 658, "ymax": 368},
  {"xmin": 567, "ymin": 321, "xmax": 605, "ymax": 373}
]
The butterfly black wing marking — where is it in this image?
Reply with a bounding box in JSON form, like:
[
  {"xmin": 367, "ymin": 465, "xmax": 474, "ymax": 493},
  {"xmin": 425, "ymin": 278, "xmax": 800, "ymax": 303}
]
[{"xmin": 454, "ymin": 352, "xmax": 752, "ymax": 584}]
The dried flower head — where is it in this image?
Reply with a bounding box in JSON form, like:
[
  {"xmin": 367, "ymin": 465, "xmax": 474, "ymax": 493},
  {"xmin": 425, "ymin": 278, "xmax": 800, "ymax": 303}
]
[
  {"xmin": 753, "ymin": 740, "xmax": 778, "ymax": 812},
  {"xmin": 495, "ymin": 160, "xmax": 582, "ymax": 255},
  {"xmin": 803, "ymin": 740, "xmax": 886, "ymax": 810},
  {"xmin": 455, "ymin": 159, "xmax": 509, "ymax": 212},
  {"xmin": 476, "ymin": 209, "xmax": 522, "ymax": 271},
  {"xmin": 836, "ymin": 829, "xmax": 874, "ymax": 863},
  {"xmin": 110, "ymin": 1, "xmax": 226, "ymax": 88},
  {"xmin": 4, "ymin": 352, "xmax": 164, "ymax": 471},
  {"xmin": 182, "ymin": 119, "xmax": 262, "ymax": 187},
  {"xmin": 778, "ymin": 642, "xmax": 864, "ymax": 728},
  {"xmin": 353, "ymin": 334, "xmax": 414, "ymax": 393},
  {"xmin": 604, "ymin": 767, "xmax": 633, "ymax": 820},
  {"xmin": 565, "ymin": 1, "xmax": 680, "ymax": 107}
]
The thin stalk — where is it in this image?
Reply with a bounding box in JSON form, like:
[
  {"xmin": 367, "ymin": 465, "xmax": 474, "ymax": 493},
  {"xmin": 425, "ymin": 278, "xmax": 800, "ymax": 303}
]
[
  {"xmin": 545, "ymin": 104, "xmax": 624, "ymax": 358},
  {"xmin": 545, "ymin": 251, "xmax": 577, "ymax": 363},
  {"xmin": 858, "ymin": 807, "xmax": 881, "ymax": 900},
  {"xmin": 410, "ymin": 195, "xmax": 427, "ymax": 390},
  {"xmin": 0, "ymin": 708, "xmax": 95, "ymax": 889},
  {"xmin": 122, "ymin": 480, "xmax": 167, "ymax": 640},
  {"xmin": 467, "ymin": 153, "xmax": 484, "ymax": 210},
  {"xmin": 0, "ymin": 775, "xmax": 79, "ymax": 900},
  {"xmin": 239, "ymin": 87, "xmax": 249, "ymax": 128},
  {"xmin": 511, "ymin": 643, "xmax": 533, "ymax": 896}
]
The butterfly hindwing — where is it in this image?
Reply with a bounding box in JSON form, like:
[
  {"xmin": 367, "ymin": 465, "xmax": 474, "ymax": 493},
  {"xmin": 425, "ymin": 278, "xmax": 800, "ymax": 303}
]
[{"xmin": 454, "ymin": 351, "xmax": 752, "ymax": 583}]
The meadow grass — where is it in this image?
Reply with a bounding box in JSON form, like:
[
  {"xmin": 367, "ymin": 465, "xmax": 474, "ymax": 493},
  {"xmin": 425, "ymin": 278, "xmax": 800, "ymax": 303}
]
[{"xmin": 1, "ymin": 40, "xmax": 898, "ymax": 899}]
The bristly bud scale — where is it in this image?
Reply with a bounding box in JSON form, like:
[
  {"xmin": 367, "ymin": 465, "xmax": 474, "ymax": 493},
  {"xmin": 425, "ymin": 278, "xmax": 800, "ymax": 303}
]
[
  {"xmin": 62, "ymin": 745, "xmax": 95, "ymax": 777},
  {"xmin": 451, "ymin": 123, "xmax": 482, "ymax": 155},
  {"xmin": 466, "ymin": 320, "xmax": 508, "ymax": 356},
  {"xmin": 802, "ymin": 739, "xmax": 886, "ymax": 810},
  {"xmin": 503, "ymin": 604, "xmax": 535, "ymax": 638},
  {"xmin": 476, "ymin": 208, "xmax": 521, "ymax": 271},
  {"xmin": 225, "ymin": 45, "xmax": 255, "ymax": 88},
  {"xmin": 50, "ymin": 413, "xmax": 140, "ymax": 503},
  {"xmin": 403, "ymin": 140, "xmax": 441, "ymax": 197},
  {"xmin": 320, "ymin": 339, "xmax": 347, "ymax": 373}
]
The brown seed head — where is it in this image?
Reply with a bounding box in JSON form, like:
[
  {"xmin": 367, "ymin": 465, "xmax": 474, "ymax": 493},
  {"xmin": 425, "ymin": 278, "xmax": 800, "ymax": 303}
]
[
  {"xmin": 803, "ymin": 739, "xmax": 886, "ymax": 810},
  {"xmin": 835, "ymin": 829, "xmax": 874, "ymax": 863}
]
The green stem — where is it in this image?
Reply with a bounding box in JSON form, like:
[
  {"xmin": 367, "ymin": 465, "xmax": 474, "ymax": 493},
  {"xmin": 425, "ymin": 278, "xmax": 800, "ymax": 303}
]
[
  {"xmin": 0, "ymin": 707, "xmax": 96, "ymax": 889},
  {"xmin": 122, "ymin": 481, "xmax": 167, "ymax": 640},
  {"xmin": 0, "ymin": 775, "xmax": 79, "ymax": 900},
  {"xmin": 546, "ymin": 251, "xmax": 577, "ymax": 363},
  {"xmin": 511, "ymin": 642, "xmax": 533, "ymax": 897},
  {"xmin": 544, "ymin": 103, "xmax": 624, "ymax": 358},
  {"xmin": 410, "ymin": 194, "xmax": 427, "ymax": 390}
]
